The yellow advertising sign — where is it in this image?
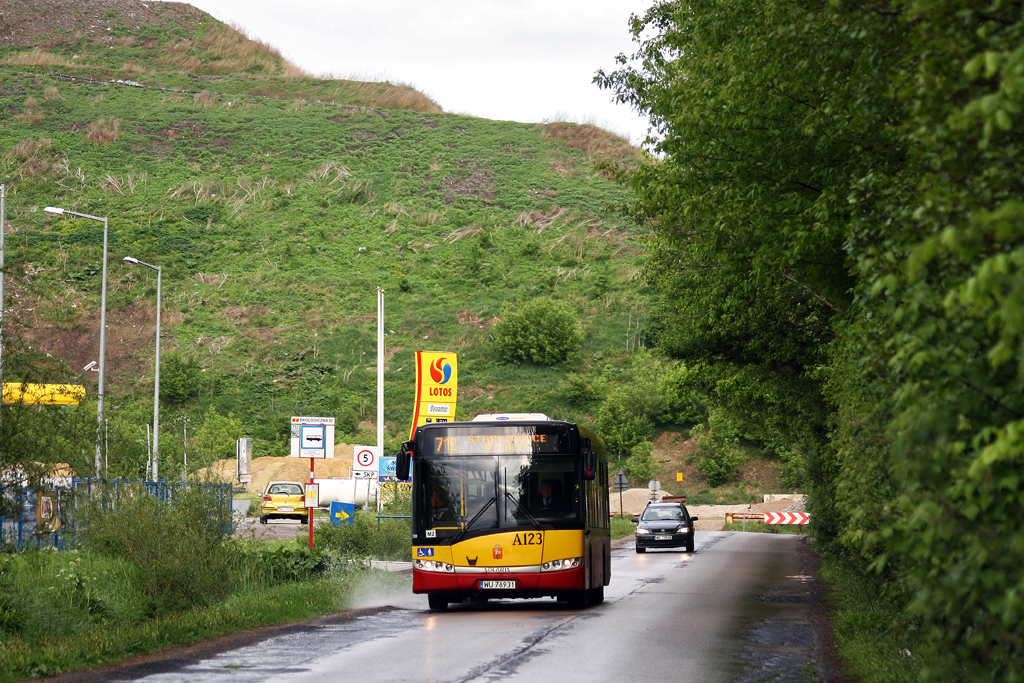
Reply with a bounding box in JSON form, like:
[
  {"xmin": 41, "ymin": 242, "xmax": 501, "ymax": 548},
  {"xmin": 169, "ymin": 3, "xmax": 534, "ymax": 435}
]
[
  {"xmin": 409, "ymin": 351, "xmax": 458, "ymax": 439},
  {"xmin": 3, "ymin": 383, "xmax": 85, "ymax": 406}
]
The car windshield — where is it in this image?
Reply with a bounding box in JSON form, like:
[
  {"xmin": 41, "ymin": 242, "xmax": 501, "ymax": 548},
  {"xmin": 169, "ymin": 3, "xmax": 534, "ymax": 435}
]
[
  {"xmin": 269, "ymin": 484, "xmax": 302, "ymax": 495},
  {"xmin": 641, "ymin": 506, "xmax": 684, "ymax": 521}
]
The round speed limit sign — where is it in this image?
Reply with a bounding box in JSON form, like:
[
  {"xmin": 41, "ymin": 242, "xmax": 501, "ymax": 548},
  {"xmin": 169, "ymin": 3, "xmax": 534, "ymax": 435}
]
[{"xmin": 355, "ymin": 449, "xmax": 375, "ymax": 468}]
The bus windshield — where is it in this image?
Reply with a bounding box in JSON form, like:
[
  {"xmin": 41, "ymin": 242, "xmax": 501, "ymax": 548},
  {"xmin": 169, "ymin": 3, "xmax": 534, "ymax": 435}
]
[{"xmin": 414, "ymin": 425, "xmax": 580, "ymax": 541}]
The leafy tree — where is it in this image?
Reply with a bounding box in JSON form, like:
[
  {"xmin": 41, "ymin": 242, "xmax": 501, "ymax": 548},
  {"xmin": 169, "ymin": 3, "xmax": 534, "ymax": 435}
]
[
  {"xmin": 190, "ymin": 408, "xmax": 243, "ymax": 471},
  {"xmin": 691, "ymin": 412, "xmax": 746, "ymax": 488},
  {"xmin": 623, "ymin": 441, "xmax": 658, "ymax": 485},
  {"xmin": 490, "ymin": 298, "xmax": 583, "ymax": 365},
  {"xmin": 159, "ymin": 351, "xmax": 203, "ymax": 403},
  {"xmin": 595, "ymin": 384, "xmax": 656, "ymax": 456},
  {"xmin": 600, "ymin": 0, "xmax": 1024, "ymax": 677}
]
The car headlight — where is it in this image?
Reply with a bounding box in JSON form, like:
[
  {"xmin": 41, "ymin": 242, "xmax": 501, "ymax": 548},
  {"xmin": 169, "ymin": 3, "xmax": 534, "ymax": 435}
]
[
  {"xmin": 542, "ymin": 557, "xmax": 582, "ymax": 572},
  {"xmin": 676, "ymin": 525, "xmax": 690, "ymax": 533},
  {"xmin": 636, "ymin": 528, "xmax": 650, "ymax": 535}
]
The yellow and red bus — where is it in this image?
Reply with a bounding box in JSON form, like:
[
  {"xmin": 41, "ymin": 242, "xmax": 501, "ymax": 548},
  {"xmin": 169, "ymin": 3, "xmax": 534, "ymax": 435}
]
[{"xmin": 396, "ymin": 414, "xmax": 610, "ymax": 611}]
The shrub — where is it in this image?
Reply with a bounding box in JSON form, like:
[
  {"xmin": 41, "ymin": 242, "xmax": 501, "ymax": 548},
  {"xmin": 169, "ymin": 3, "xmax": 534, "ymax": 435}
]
[
  {"xmin": 311, "ymin": 510, "xmax": 410, "ymax": 561},
  {"xmin": 160, "ymin": 351, "xmax": 203, "ymax": 403},
  {"xmin": 692, "ymin": 416, "xmax": 747, "ymax": 487},
  {"xmin": 556, "ymin": 373, "xmax": 604, "ymax": 408},
  {"xmin": 624, "ymin": 441, "xmax": 658, "ymax": 485},
  {"xmin": 335, "ymin": 404, "xmax": 360, "ymax": 436},
  {"xmin": 595, "ymin": 384, "xmax": 657, "ymax": 456},
  {"xmin": 491, "ymin": 297, "xmax": 583, "ymax": 365},
  {"xmin": 81, "ymin": 484, "xmax": 233, "ymax": 613}
]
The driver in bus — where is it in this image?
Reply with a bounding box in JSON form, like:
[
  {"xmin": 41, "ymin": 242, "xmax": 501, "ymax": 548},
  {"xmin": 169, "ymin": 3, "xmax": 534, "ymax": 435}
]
[
  {"xmin": 431, "ymin": 485, "xmax": 456, "ymax": 522},
  {"xmin": 536, "ymin": 479, "xmax": 567, "ymax": 514}
]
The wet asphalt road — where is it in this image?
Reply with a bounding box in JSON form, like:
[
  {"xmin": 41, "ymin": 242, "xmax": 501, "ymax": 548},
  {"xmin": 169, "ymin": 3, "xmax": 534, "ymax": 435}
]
[{"xmin": 79, "ymin": 532, "xmax": 821, "ymax": 683}]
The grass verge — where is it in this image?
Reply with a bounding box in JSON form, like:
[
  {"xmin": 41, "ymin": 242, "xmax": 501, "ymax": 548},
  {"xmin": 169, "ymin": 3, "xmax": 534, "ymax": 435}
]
[
  {"xmin": 816, "ymin": 552, "xmax": 918, "ymax": 683},
  {"xmin": 0, "ymin": 564, "xmax": 407, "ymax": 682}
]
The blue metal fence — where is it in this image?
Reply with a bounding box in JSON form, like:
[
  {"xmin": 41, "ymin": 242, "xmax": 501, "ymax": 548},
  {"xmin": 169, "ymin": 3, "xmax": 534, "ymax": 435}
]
[{"xmin": 0, "ymin": 478, "xmax": 233, "ymax": 551}]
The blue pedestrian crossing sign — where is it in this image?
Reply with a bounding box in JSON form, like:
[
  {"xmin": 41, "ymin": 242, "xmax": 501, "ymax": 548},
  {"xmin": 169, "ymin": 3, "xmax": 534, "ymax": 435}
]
[{"xmin": 330, "ymin": 501, "xmax": 355, "ymax": 526}]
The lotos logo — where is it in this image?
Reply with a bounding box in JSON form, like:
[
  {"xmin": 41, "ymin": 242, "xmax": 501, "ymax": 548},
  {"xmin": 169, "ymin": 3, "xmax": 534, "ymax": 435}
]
[{"xmin": 430, "ymin": 357, "xmax": 453, "ymax": 384}]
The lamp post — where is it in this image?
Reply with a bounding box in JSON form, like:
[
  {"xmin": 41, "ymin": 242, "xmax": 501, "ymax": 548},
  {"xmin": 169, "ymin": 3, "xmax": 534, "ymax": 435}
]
[
  {"xmin": 43, "ymin": 206, "xmax": 108, "ymax": 478},
  {"xmin": 124, "ymin": 256, "xmax": 161, "ymax": 481}
]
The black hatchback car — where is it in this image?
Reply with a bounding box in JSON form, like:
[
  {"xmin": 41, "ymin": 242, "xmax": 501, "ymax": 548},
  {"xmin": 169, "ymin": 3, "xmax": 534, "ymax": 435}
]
[{"xmin": 632, "ymin": 503, "xmax": 698, "ymax": 553}]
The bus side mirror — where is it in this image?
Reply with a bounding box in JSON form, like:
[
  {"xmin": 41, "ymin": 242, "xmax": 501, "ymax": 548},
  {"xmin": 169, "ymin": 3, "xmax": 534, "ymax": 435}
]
[
  {"xmin": 396, "ymin": 440, "xmax": 413, "ymax": 481},
  {"xmin": 582, "ymin": 448, "xmax": 596, "ymax": 481}
]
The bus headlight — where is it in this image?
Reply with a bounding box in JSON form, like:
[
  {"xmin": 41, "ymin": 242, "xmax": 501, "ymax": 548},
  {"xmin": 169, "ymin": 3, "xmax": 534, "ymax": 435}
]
[
  {"xmin": 414, "ymin": 559, "xmax": 454, "ymax": 573},
  {"xmin": 542, "ymin": 557, "xmax": 582, "ymax": 572}
]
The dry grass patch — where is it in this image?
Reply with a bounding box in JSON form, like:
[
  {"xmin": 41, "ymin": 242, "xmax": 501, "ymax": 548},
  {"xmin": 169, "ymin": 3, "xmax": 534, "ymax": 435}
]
[
  {"xmin": 43, "ymin": 86, "xmax": 60, "ymax": 102},
  {"xmin": 193, "ymin": 91, "xmax": 216, "ymax": 109},
  {"xmin": 5, "ymin": 137, "xmax": 51, "ymax": 178},
  {"xmin": 540, "ymin": 122, "xmax": 642, "ymax": 167},
  {"xmin": 85, "ymin": 118, "xmax": 120, "ymax": 146},
  {"xmin": 4, "ymin": 48, "xmax": 70, "ymax": 67},
  {"xmin": 307, "ymin": 161, "xmax": 351, "ymax": 184},
  {"xmin": 13, "ymin": 111, "xmax": 44, "ymax": 125},
  {"xmin": 516, "ymin": 205, "xmax": 566, "ymax": 232}
]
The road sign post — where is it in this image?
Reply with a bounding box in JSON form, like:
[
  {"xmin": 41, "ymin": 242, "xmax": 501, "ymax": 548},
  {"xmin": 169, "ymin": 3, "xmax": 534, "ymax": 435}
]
[
  {"xmin": 291, "ymin": 417, "xmax": 335, "ymax": 549},
  {"xmin": 613, "ymin": 469, "xmax": 629, "ymax": 517}
]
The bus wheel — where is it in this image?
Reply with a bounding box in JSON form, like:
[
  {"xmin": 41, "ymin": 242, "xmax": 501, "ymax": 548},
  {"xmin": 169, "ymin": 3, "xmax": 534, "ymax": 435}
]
[
  {"xmin": 588, "ymin": 586, "xmax": 604, "ymax": 605},
  {"xmin": 428, "ymin": 594, "xmax": 449, "ymax": 612},
  {"xmin": 566, "ymin": 591, "xmax": 588, "ymax": 609}
]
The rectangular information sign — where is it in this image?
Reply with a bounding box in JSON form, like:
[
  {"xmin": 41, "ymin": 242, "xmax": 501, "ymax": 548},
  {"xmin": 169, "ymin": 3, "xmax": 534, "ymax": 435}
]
[{"xmin": 290, "ymin": 417, "xmax": 335, "ymax": 458}]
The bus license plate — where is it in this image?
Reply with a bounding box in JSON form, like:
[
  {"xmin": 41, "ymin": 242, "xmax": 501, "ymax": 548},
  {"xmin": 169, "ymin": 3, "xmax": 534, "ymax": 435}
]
[
  {"xmin": 480, "ymin": 580, "xmax": 516, "ymax": 590},
  {"xmin": 654, "ymin": 534, "xmax": 671, "ymax": 541},
  {"xmin": 279, "ymin": 506, "xmax": 293, "ymax": 512}
]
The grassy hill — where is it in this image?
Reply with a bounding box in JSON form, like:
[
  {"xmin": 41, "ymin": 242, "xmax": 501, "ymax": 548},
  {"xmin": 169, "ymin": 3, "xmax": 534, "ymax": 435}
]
[{"xmin": 0, "ymin": 0, "xmax": 658, "ymax": 479}]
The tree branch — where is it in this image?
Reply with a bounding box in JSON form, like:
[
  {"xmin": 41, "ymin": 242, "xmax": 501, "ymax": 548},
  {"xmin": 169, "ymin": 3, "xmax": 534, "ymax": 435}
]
[{"xmin": 781, "ymin": 268, "xmax": 838, "ymax": 311}]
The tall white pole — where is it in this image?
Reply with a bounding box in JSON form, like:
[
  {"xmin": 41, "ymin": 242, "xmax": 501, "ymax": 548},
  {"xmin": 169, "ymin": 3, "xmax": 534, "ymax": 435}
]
[
  {"xmin": 123, "ymin": 256, "xmax": 162, "ymax": 480},
  {"xmin": 152, "ymin": 266, "xmax": 161, "ymax": 481},
  {"xmin": 98, "ymin": 217, "xmax": 107, "ymax": 478},
  {"xmin": 44, "ymin": 207, "xmax": 107, "ymax": 477},
  {"xmin": 377, "ymin": 287, "xmax": 384, "ymax": 513}
]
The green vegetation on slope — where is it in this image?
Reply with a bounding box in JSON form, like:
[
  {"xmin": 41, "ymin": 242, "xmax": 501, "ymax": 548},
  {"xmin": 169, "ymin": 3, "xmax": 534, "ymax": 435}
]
[{"xmin": 0, "ymin": 61, "xmax": 645, "ymax": 477}]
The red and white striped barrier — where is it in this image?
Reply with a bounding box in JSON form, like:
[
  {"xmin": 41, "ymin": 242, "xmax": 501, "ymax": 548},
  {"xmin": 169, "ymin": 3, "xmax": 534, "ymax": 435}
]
[{"xmin": 763, "ymin": 512, "xmax": 810, "ymax": 525}]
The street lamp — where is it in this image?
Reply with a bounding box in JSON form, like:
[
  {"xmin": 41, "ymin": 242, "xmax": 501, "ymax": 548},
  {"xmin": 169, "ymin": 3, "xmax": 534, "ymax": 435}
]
[
  {"xmin": 123, "ymin": 256, "xmax": 161, "ymax": 481},
  {"xmin": 44, "ymin": 206, "xmax": 108, "ymax": 478}
]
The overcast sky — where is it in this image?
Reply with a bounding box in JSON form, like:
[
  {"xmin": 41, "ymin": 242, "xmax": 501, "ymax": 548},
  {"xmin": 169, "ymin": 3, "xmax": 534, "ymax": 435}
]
[{"xmin": 184, "ymin": 0, "xmax": 655, "ymax": 145}]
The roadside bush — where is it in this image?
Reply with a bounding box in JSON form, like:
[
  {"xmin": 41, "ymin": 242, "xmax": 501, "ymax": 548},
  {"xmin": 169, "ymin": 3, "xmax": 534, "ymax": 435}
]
[
  {"xmin": 160, "ymin": 351, "xmax": 203, "ymax": 403},
  {"xmin": 491, "ymin": 298, "xmax": 583, "ymax": 365},
  {"xmin": 595, "ymin": 384, "xmax": 656, "ymax": 456},
  {"xmin": 623, "ymin": 441, "xmax": 658, "ymax": 485},
  {"xmin": 691, "ymin": 414, "xmax": 747, "ymax": 487},
  {"xmin": 555, "ymin": 372, "xmax": 605, "ymax": 408},
  {"xmin": 81, "ymin": 484, "xmax": 233, "ymax": 613},
  {"xmin": 310, "ymin": 511, "xmax": 410, "ymax": 561},
  {"xmin": 232, "ymin": 541, "xmax": 327, "ymax": 591}
]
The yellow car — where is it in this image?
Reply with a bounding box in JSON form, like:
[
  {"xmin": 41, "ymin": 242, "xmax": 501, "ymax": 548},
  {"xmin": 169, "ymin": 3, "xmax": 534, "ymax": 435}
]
[{"xmin": 259, "ymin": 481, "xmax": 308, "ymax": 524}]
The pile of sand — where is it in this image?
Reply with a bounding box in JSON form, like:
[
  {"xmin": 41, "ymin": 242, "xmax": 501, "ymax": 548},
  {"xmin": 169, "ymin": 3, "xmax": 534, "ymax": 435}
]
[{"xmin": 197, "ymin": 443, "xmax": 356, "ymax": 494}]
